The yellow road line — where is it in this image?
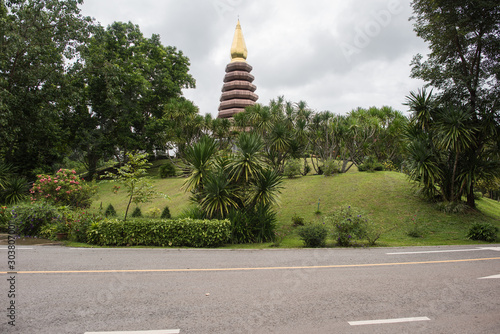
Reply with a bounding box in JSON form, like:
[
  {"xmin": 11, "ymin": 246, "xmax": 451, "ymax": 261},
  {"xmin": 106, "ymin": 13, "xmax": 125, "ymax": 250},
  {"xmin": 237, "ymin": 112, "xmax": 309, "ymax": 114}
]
[{"xmin": 2, "ymin": 257, "xmax": 500, "ymax": 275}]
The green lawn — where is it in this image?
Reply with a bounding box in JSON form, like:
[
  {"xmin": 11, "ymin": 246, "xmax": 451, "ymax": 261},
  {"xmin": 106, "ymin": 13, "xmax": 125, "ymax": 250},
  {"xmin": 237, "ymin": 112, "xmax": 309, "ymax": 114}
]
[{"xmin": 90, "ymin": 167, "xmax": 500, "ymax": 248}]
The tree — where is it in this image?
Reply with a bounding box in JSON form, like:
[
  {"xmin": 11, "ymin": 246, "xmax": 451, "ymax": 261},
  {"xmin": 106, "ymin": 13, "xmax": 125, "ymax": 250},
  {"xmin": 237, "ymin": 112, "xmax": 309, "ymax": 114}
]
[
  {"xmin": 410, "ymin": 0, "xmax": 500, "ymax": 207},
  {"xmin": 79, "ymin": 21, "xmax": 196, "ymax": 176},
  {"xmin": 106, "ymin": 152, "xmax": 165, "ymax": 221},
  {"xmin": 0, "ymin": 0, "xmax": 92, "ymax": 177}
]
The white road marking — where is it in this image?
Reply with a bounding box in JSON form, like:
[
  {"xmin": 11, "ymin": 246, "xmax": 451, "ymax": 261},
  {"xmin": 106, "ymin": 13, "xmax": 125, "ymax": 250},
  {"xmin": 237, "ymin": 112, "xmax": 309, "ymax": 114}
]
[
  {"xmin": 84, "ymin": 330, "xmax": 180, "ymax": 334},
  {"xmin": 386, "ymin": 247, "xmax": 500, "ymax": 255},
  {"xmin": 478, "ymin": 247, "xmax": 500, "ymax": 251},
  {"xmin": 478, "ymin": 274, "xmax": 500, "ymax": 279},
  {"xmin": 348, "ymin": 316, "xmax": 430, "ymax": 326},
  {"xmin": 0, "ymin": 247, "xmax": 33, "ymax": 250}
]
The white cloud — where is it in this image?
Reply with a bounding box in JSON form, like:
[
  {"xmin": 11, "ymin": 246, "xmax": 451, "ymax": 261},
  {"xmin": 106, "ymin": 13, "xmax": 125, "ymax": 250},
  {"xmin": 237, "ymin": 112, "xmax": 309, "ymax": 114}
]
[{"xmin": 80, "ymin": 0, "xmax": 429, "ymax": 116}]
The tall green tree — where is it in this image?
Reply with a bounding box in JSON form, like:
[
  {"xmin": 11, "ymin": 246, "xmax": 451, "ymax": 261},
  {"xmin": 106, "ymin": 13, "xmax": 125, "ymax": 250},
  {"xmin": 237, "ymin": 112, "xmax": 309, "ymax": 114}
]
[
  {"xmin": 79, "ymin": 21, "xmax": 196, "ymax": 176},
  {"xmin": 0, "ymin": 0, "xmax": 92, "ymax": 177},
  {"xmin": 410, "ymin": 0, "xmax": 500, "ymax": 207}
]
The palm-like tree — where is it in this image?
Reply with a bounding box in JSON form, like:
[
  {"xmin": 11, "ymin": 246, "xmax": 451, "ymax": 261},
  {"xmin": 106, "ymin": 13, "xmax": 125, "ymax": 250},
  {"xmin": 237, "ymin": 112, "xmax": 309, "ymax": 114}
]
[
  {"xmin": 182, "ymin": 136, "xmax": 218, "ymax": 193},
  {"xmin": 434, "ymin": 107, "xmax": 477, "ymax": 201},
  {"xmin": 229, "ymin": 132, "xmax": 266, "ymax": 183},
  {"xmin": 198, "ymin": 170, "xmax": 239, "ymax": 219},
  {"xmin": 248, "ymin": 168, "xmax": 283, "ymax": 208}
]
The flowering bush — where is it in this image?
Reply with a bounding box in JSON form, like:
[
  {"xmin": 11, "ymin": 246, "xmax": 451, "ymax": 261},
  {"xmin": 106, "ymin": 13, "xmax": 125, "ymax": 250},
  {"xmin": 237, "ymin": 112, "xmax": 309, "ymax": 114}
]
[
  {"xmin": 10, "ymin": 203, "xmax": 63, "ymax": 236},
  {"xmin": 30, "ymin": 169, "xmax": 97, "ymax": 208},
  {"xmin": 67, "ymin": 210, "xmax": 104, "ymax": 243}
]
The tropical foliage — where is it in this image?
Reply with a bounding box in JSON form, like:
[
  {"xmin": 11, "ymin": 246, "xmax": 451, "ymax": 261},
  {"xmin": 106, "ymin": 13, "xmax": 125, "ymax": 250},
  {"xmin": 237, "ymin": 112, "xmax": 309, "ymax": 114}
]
[
  {"xmin": 408, "ymin": 0, "xmax": 500, "ymax": 207},
  {"xmin": 182, "ymin": 133, "xmax": 284, "ymax": 243}
]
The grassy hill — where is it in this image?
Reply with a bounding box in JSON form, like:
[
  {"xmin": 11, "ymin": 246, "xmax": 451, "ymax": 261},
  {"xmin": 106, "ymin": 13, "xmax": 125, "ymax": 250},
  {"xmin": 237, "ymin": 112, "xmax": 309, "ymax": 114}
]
[{"xmin": 91, "ymin": 165, "xmax": 500, "ymax": 248}]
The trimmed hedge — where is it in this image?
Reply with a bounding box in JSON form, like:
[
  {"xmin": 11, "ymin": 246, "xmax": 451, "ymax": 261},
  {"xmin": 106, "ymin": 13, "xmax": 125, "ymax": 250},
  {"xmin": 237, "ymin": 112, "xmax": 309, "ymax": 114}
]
[{"xmin": 87, "ymin": 218, "xmax": 231, "ymax": 247}]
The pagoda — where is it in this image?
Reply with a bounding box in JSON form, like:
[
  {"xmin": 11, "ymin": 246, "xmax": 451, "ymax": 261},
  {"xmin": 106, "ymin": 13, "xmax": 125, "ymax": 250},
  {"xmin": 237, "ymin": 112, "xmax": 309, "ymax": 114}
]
[{"xmin": 217, "ymin": 20, "xmax": 258, "ymax": 119}]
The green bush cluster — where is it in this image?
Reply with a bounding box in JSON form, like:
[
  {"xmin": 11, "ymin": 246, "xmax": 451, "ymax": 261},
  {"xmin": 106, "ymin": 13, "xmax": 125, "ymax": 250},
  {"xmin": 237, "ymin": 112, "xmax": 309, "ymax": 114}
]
[
  {"xmin": 131, "ymin": 207, "xmax": 143, "ymax": 218},
  {"xmin": 104, "ymin": 204, "xmax": 117, "ymax": 217},
  {"xmin": 297, "ymin": 224, "xmax": 328, "ymax": 247},
  {"xmin": 322, "ymin": 159, "xmax": 340, "ymax": 176},
  {"xmin": 159, "ymin": 161, "xmax": 177, "ymax": 178},
  {"xmin": 161, "ymin": 205, "xmax": 171, "ymax": 219},
  {"xmin": 10, "ymin": 203, "xmax": 63, "ymax": 236},
  {"xmin": 357, "ymin": 157, "xmax": 384, "ymax": 172},
  {"xmin": 283, "ymin": 159, "xmax": 302, "ymax": 178},
  {"xmin": 67, "ymin": 211, "xmax": 104, "ymax": 243},
  {"xmin": 227, "ymin": 204, "xmax": 277, "ymax": 244},
  {"xmin": 467, "ymin": 222, "xmax": 498, "ymax": 242},
  {"xmin": 291, "ymin": 214, "xmax": 305, "ymax": 227},
  {"xmin": 86, "ymin": 218, "xmax": 231, "ymax": 247},
  {"xmin": 325, "ymin": 206, "xmax": 368, "ymax": 246}
]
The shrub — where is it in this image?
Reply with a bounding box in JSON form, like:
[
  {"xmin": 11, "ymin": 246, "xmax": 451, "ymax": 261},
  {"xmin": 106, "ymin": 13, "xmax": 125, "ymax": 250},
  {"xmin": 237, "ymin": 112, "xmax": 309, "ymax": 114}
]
[
  {"xmin": 272, "ymin": 225, "xmax": 291, "ymax": 247},
  {"xmin": 227, "ymin": 208, "xmax": 254, "ymax": 244},
  {"xmin": 39, "ymin": 223, "xmax": 58, "ymax": 240},
  {"xmin": 326, "ymin": 206, "xmax": 368, "ymax": 246},
  {"xmin": 283, "ymin": 159, "xmax": 302, "ymax": 178},
  {"xmin": 406, "ymin": 213, "xmax": 427, "ymax": 238},
  {"xmin": 382, "ymin": 160, "xmax": 398, "ymax": 172},
  {"xmin": 161, "ymin": 205, "xmax": 171, "ymax": 219},
  {"xmin": 357, "ymin": 157, "xmax": 384, "ymax": 172},
  {"xmin": 159, "ymin": 161, "xmax": 177, "ymax": 178},
  {"xmin": 1, "ymin": 177, "xmax": 29, "ymax": 204},
  {"xmin": 178, "ymin": 205, "xmax": 205, "ymax": 219},
  {"xmin": 297, "ymin": 224, "xmax": 328, "ymax": 247},
  {"xmin": 252, "ymin": 203, "xmax": 277, "ymax": 243},
  {"xmin": 302, "ymin": 160, "xmax": 311, "ymax": 176},
  {"xmin": 104, "ymin": 204, "xmax": 117, "ymax": 217},
  {"xmin": 86, "ymin": 218, "xmax": 231, "ymax": 247},
  {"xmin": 291, "ymin": 214, "xmax": 305, "ymax": 227},
  {"xmin": 30, "ymin": 169, "xmax": 97, "ymax": 208},
  {"xmin": 131, "ymin": 207, "xmax": 142, "ymax": 218},
  {"xmin": 68, "ymin": 211, "xmax": 104, "ymax": 243},
  {"xmin": 10, "ymin": 203, "xmax": 63, "ymax": 236},
  {"xmin": 147, "ymin": 207, "xmax": 161, "ymax": 218},
  {"xmin": 323, "ymin": 159, "xmax": 340, "ymax": 176},
  {"xmin": 466, "ymin": 222, "xmax": 498, "ymax": 242},
  {"xmin": 436, "ymin": 201, "xmax": 469, "ymax": 214},
  {"xmin": 226, "ymin": 204, "xmax": 277, "ymax": 244},
  {"xmin": 0, "ymin": 206, "xmax": 10, "ymax": 233}
]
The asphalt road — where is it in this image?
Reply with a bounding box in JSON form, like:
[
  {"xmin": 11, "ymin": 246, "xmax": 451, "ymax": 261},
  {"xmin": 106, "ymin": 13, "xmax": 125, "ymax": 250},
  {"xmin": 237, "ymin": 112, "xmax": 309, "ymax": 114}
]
[{"xmin": 1, "ymin": 244, "xmax": 500, "ymax": 333}]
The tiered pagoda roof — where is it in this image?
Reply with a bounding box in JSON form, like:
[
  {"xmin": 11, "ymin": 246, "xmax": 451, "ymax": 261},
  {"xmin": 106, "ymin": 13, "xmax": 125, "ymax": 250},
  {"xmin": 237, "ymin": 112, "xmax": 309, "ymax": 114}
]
[{"xmin": 217, "ymin": 20, "xmax": 258, "ymax": 119}]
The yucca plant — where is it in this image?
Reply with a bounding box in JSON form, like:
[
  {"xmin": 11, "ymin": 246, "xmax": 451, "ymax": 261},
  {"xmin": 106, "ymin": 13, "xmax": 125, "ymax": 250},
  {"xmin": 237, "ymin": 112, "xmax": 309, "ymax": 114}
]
[
  {"xmin": 198, "ymin": 170, "xmax": 239, "ymax": 219},
  {"xmin": 182, "ymin": 136, "xmax": 218, "ymax": 193},
  {"xmin": 247, "ymin": 168, "xmax": 283, "ymax": 208},
  {"xmin": 229, "ymin": 132, "xmax": 266, "ymax": 183},
  {"xmin": 2, "ymin": 177, "xmax": 28, "ymax": 204}
]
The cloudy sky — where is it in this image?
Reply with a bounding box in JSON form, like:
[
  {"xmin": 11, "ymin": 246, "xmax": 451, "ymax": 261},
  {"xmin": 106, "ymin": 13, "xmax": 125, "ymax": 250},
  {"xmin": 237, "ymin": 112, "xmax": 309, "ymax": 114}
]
[{"xmin": 80, "ymin": 0, "xmax": 429, "ymax": 117}]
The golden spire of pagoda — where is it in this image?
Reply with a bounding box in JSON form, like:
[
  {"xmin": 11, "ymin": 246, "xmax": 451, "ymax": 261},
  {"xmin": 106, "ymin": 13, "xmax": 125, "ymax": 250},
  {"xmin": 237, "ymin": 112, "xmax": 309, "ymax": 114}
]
[{"xmin": 230, "ymin": 19, "xmax": 248, "ymax": 62}]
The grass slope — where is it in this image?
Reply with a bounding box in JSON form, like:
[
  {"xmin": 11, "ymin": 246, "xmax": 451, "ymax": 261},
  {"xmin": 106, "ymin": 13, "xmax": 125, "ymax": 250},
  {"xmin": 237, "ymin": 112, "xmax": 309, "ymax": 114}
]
[{"xmin": 92, "ymin": 167, "xmax": 500, "ymax": 247}]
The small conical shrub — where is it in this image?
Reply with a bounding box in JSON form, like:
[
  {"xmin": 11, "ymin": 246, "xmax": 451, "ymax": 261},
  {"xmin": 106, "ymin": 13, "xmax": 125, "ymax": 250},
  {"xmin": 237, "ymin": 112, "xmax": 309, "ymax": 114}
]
[
  {"xmin": 105, "ymin": 204, "xmax": 117, "ymax": 217},
  {"xmin": 161, "ymin": 205, "xmax": 171, "ymax": 219},
  {"xmin": 131, "ymin": 207, "xmax": 142, "ymax": 218}
]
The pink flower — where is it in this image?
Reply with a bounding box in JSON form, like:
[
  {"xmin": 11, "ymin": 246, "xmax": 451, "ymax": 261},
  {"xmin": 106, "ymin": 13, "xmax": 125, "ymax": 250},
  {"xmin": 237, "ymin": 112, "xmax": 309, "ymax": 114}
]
[
  {"xmin": 54, "ymin": 180, "xmax": 58, "ymax": 183},
  {"xmin": 66, "ymin": 191, "xmax": 71, "ymax": 194},
  {"xmin": 55, "ymin": 186, "xmax": 61, "ymax": 191}
]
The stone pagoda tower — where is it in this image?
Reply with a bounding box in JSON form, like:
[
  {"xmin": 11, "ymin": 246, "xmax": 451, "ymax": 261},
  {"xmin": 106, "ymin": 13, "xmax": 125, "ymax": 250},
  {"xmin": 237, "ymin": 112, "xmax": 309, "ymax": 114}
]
[{"xmin": 217, "ymin": 20, "xmax": 258, "ymax": 119}]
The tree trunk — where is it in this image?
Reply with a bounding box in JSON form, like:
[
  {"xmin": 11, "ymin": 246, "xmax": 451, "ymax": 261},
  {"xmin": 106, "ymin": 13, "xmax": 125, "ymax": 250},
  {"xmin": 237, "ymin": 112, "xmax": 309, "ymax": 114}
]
[{"xmin": 467, "ymin": 184, "xmax": 476, "ymax": 208}]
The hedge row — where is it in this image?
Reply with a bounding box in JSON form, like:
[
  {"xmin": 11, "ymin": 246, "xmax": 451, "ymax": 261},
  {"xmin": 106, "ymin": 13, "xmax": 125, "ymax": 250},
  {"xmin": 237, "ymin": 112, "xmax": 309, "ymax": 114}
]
[{"xmin": 87, "ymin": 218, "xmax": 231, "ymax": 247}]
